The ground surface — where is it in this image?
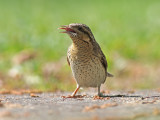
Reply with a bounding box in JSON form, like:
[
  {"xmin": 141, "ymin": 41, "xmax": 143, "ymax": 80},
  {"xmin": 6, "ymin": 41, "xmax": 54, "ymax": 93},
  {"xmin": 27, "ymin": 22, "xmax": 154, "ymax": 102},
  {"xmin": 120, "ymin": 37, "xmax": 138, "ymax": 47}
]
[{"xmin": 0, "ymin": 90, "xmax": 160, "ymax": 120}]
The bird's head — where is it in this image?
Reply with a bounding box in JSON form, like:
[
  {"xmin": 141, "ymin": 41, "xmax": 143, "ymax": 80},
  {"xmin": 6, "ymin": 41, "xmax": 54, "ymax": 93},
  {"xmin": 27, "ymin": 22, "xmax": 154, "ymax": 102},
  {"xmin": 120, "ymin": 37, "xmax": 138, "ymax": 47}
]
[{"xmin": 59, "ymin": 23, "xmax": 95, "ymax": 43}]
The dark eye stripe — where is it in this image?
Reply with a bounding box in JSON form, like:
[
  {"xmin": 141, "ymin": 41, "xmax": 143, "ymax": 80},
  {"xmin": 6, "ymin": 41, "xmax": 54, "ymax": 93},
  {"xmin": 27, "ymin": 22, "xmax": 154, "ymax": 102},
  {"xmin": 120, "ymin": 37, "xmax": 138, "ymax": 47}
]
[
  {"xmin": 78, "ymin": 26, "xmax": 93, "ymax": 43},
  {"xmin": 83, "ymin": 31, "xmax": 92, "ymax": 41},
  {"xmin": 78, "ymin": 27, "xmax": 84, "ymax": 32}
]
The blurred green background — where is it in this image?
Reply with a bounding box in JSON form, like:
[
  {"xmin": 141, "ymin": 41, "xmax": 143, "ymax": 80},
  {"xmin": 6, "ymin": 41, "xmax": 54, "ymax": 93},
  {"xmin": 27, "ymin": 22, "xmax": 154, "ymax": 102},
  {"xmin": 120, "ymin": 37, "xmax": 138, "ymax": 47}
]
[{"xmin": 0, "ymin": 0, "xmax": 160, "ymax": 92}]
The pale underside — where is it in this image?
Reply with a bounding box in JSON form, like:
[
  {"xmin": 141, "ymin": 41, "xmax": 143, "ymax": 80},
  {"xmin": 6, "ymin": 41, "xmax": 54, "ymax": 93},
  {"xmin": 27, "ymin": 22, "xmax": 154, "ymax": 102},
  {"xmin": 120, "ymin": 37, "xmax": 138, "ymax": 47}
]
[{"xmin": 67, "ymin": 47, "xmax": 106, "ymax": 88}]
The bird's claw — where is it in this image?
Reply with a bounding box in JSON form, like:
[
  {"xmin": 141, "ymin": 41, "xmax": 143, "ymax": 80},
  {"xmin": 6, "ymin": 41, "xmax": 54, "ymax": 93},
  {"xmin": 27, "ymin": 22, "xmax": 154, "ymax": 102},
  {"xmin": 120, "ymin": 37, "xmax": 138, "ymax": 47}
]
[{"xmin": 61, "ymin": 95, "xmax": 85, "ymax": 98}]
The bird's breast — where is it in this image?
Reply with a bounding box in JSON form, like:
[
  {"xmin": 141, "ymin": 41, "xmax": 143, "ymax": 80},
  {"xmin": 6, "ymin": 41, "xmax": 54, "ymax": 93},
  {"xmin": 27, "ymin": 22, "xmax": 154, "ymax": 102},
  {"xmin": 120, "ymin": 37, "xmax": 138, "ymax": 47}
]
[{"xmin": 67, "ymin": 48, "xmax": 106, "ymax": 87}]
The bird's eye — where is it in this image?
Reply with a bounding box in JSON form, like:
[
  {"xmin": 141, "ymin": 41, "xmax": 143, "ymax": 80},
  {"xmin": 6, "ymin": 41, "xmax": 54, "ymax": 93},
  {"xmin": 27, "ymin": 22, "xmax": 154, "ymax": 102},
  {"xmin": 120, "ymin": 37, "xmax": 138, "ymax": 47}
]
[{"xmin": 78, "ymin": 27, "xmax": 83, "ymax": 32}]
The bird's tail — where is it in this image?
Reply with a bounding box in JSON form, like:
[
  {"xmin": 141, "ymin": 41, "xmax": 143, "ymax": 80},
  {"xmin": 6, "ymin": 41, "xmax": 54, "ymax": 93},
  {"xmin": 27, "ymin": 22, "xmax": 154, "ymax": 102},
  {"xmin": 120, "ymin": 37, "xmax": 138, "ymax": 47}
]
[{"xmin": 107, "ymin": 72, "xmax": 114, "ymax": 77}]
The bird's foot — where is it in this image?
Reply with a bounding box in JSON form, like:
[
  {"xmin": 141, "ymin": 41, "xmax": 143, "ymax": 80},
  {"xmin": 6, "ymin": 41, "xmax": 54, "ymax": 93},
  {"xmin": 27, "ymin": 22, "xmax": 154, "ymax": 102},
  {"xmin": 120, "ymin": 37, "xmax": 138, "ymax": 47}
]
[
  {"xmin": 98, "ymin": 93, "xmax": 105, "ymax": 97},
  {"xmin": 61, "ymin": 95, "xmax": 85, "ymax": 98},
  {"xmin": 61, "ymin": 95, "xmax": 76, "ymax": 98}
]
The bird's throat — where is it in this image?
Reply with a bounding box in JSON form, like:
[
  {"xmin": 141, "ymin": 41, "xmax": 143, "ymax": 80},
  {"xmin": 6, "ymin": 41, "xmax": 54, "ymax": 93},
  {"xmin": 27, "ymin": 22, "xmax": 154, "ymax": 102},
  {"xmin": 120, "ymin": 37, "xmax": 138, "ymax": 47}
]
[{"xmin": 72, "ymin": 38, "xmax": 89, "ymax": 48}]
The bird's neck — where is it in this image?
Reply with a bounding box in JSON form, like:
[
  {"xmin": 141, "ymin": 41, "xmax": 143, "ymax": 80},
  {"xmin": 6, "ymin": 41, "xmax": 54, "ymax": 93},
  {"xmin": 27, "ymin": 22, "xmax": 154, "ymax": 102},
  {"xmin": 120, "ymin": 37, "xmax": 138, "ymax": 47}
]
[
  {"xmin": 72, "ymin": 39, "xmax": 89, "ymax": 49},
  {"xmin": 70, "ymin": 39, "xmax": 93, "ymax": 55}
]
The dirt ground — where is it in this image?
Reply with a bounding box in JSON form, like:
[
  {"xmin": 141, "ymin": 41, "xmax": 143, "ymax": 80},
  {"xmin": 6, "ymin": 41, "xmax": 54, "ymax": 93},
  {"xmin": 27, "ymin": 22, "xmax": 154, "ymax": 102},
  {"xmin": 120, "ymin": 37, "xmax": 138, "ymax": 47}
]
[{"xmin": 0, "ymin": 90, "xmax": 160, "ymax": 120}]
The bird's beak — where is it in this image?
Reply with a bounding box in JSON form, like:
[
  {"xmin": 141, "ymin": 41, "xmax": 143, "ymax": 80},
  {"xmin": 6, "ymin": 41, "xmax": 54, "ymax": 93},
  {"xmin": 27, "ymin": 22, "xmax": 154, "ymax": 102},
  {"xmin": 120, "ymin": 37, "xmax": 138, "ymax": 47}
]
[
  {"xmin": 58, "ymin": 25, "xmax": 75, "ymax": 33},
  {"xmin": 58, "ymin": 25, "xmax": 69, "ymax": 33}
]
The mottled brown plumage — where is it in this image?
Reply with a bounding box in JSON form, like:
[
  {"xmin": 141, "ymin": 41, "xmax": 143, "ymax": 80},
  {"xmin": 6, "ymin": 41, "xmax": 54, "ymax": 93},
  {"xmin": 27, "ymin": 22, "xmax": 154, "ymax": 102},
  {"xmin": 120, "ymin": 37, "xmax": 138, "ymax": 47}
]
[{"xmin": 59, "ymin": 23, "xmax": 113, "ymax": 97}]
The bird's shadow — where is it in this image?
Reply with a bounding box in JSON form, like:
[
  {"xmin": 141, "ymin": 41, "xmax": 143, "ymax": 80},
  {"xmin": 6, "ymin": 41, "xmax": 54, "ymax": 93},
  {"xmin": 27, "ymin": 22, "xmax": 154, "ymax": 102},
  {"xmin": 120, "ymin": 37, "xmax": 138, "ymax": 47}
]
[
  {"xmin": 62, "ymin": 94, "xmax": 160, "ymax": 99},
  {"xmin": 101, "ymin": 94, "xmax": 160, "ymax": 99},
  {"xmin": 102, "ymin": 94, "xmax": 141, "ymax": 98}
]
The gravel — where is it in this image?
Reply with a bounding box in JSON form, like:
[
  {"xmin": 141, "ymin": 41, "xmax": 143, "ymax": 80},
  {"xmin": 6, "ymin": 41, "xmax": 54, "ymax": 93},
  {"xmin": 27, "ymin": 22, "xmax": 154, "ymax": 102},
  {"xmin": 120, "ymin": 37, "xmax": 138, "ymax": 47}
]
[{"xmin": 0, "ymin": 90, "xmax": 160, "ymax": 120}]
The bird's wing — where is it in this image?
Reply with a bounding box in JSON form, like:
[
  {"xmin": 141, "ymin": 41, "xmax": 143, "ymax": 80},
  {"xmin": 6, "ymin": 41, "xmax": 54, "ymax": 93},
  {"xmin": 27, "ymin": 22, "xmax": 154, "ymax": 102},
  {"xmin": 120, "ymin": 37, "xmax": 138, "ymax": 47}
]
[
  {"xmin": 67, "ymin": 56, "xmax": 70, "ymax": 66},
  {"xmin": 99, "ymin": 48, "xmax": 108, "ymax": 74},
  {"xmin": 93, "ymin": 42, "xmax": 113, "ymax": 77},
  {"xmin": 93, "ymin": 43, "xmax": 108, "ymax": 72},
  {"xmin": 67, "ymin": 45, "xmax": 72, "ymax": 67}
]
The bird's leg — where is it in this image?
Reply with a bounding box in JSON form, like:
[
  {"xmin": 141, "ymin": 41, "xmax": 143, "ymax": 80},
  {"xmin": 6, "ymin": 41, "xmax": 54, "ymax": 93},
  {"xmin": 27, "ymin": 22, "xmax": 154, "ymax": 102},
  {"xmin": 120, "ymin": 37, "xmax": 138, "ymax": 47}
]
[
  {"xmin": 62, "ymin": 85, "xmax": 80, "ymax": 98},
  {"xmin": 71, "ymin": 85, "xmax": 80, "ymax": 97},
  {"xmin": 98, "ymin": 85, "xmax": 104, "ymax": 97}
]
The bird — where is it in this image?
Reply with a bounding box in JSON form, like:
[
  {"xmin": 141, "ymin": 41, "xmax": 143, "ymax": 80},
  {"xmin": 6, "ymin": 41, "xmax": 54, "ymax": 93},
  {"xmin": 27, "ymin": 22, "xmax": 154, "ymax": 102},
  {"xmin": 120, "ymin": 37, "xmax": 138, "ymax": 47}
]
[{"xmin": 59, "ymin": 23, "xmax": 113, "ymax": 97}]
